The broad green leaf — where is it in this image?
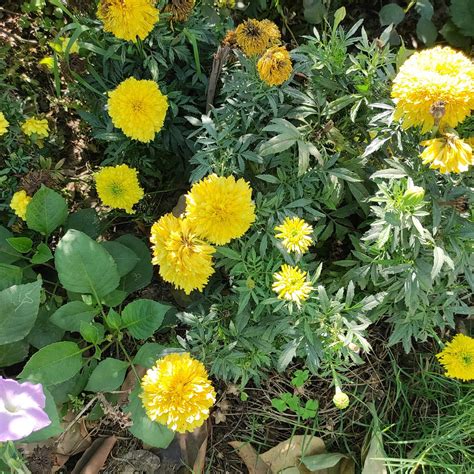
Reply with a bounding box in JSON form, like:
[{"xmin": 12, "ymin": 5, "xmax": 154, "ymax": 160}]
[
  {"xmin": 27, "ymin": 305, "xmax": 65, "ymax": 349},
  {"xmin": 0, "ymin": 280, "xmax": 41, "ymax": 345},
  {"xmin": 126, "ymin": 387, "xmax": 174, "ymax": 448},
  {"xmin": 55, "ymin": 229, "xmax": 120, "ymax": 298},
  {"xmin": 415, "ymin": 0, "xmax": 434, "ymax": 20},
  {"xmin": 122, "ymin": 299, "xmax": 170, "ymax": 339},
  {"xmin": 0, "ymin": 226, "xmax": 21, "ymax": 264},
  {"xmin": 7, "ymin": 237, "xmax": 33, "ymax": 253},
  {"xmin": 19, "ymin": 341, "xmax": 83, "ymax": 386},
  {"xmin": 101, "ymin": 241, "xmax": 139, "ymax": 277},
  {"xmin": 0, "ymin": 263, "xmax": 22, "ymax": 290},
  {"xmin": 85, "ymin": 358, "xmax": 129, "ymax": 392},
  {"xmin": 50, "ymin": 301, "xmax": 98, "ymax": 332},
  {"xmin": 49, "ymin": 363, "xmax": 95, "ymax": 404},
  {"xmin": 31, "ymin": 243, "xmax": 53, "ymax": 264},
  {"xmin": 80, "ymin": 321, "xmax": 105, "ymax": 345},
  {"xmin": 132, "ymin": 343, "xmax": 166, "ymax": 368},
  {"xmin": 101, "ymin": 289, "xmax": 128, "ymax": 307},
  {"xmin": 0, "ymin": 340, "xmax": 29, "ymax": 367},
  {"xmin": 450, "ymin": 0, "xmax": 474, "ymax": 37},
  {"xmin": 65, "ymin": 208, "xmax": 100, "ymax": 239},
  {"xmin": 416, "ymin": 18, "xmax": 437, "ymax": 44},
  {"xmin": 302, "ymin": 452, "xmax": 348, "ymax": 470},
  {"xmin": 304, "ymin": 0, "xmax": 326, "ymax": 24},
  {"xmin": 379, "ymin": 4, "xmax": 405, "ymax": 26},
  {"xmin": 25, "ymin": 186, "xmax": 68, "ymax": 235}
]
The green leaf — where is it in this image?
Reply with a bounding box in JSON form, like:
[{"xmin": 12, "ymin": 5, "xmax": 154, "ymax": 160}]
[
  {"xmin": 27, "ymin": 305, "xmax": 65, "ymax": 349},
  {"xmin": 379, "ymin": 4, "xmax": 405, "ymax": 26},
  {"xmin": 216, "ymin": 247, "xmax": 241, "ymax": 260},
  {"xmin": 50, "ymin": 301, "xmax": 98, "ymax": 332},
  {"xmin": 101, "ymin": 241, "xmax": 139, "ymax": 277},
  {"xmin": 80, "ymin": 321, "xmax": 105, "ymax": 345},
  {"xmin": 7, "ymin": 237, "xmax": 33, "ymax": 253},
  {"xmin": 450, "ymin": 0, "xmax": 474, "ymax": 37},
  {"xmin": 65, "ymin": 208, "xmax": 100, "ymax": 239},
  {"xmin": 25, "ymin": 186, "xmax": 68, "ymax": 235},
  {"xmin": 302, "ymin": 452, "xmax": 348, "ymax": 470},
  {"xmin": 85, "ymin": 358, "xmax": 129, "ymax": 392},
  {"xmin": 271, "ymin": 398, "xmax": 288, "ymax": 412},
  {"xmin": 416, "ymin": 18, "xmax": 437, "ymax": 44},
  {"xmin": 0, "ymin": 263, "xmax": 22, "ymax": 290},
  {"xmin": 0, "ymin": 280, "xmax": 42, "ymax": 345},
  {"xmin": 55, "ymin": 229, "xmax": 120, "ymax": 298},
  {"xmin": 333, "ymin": 6, "xmax": 346, "ymax": 29},
  {"xmin": 440, "ymin": 20, "xmax": 471, "ymax": 48},
  {"xmin": 116, "ymin": 234, "xmax": 154, "ymax": 293},
  {"xmin": 122, "ymin": 299, "xmax": 170, "ymax": 339},
  {"xmin": 431, "ymin": 246, "xmax": 445, "ymax": 280},
  {"xmin": 105, "ymin": 308, "xmax": 122, "ymax": 330},
  {"xmin": 101, "ymin": 289, "xmax": 128, "ymax": 307},
  {"xmin": 304, "ymin": 0, "xmax": 326, "ymax": 24},
  {"xmin": 0, "ymin": 340, "xmax": 29, "ymax": 367},
  {"xmin": 19, "ymin": 341, "xmax": 83, "ymax": 386},
  {"xmin": 260, "ymin": 134, "xmax": 298, "ymax": 156},
  {"xmin": 31, "ymin": 243, "xmax": 53, "ymax": 264},
  {"xmin": 126, "ymin": 387, "xmax": 174, "ymax": 448},
  {"xmin": 0, "ymin": 226, "xmax": 21, "ymax": 264},
  {"xmin": 415, "ymin": 0, "xmax": 434, "ymax": 20},
  {"xmin": 133, "ymin": 343, "xmax": 166, "ymax": 368}
]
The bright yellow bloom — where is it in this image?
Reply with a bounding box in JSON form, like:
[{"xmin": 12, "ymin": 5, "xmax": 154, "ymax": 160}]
[
  {"xmin": 0, "ymin": 112, "xmax": 9, "ymax": 136},
  {"xmin": 436, "ymin": 334, "xmax": 474, "ymax": 381},
  {"xmin": 141, "ymin": 352, "xmax": 216, "ymax": 433},
  {"xmin": 257, "ymin": 46, "xmax": 292, "ymax": 86},
  {"xmin": 95, "ymin": 164, "xmax": 144, "ymax": 213},
  {"xmin": 150, "ymin": 213, "xmax": 215, "ymax": 294},
  {"xmin": 275, "ymin": 216, "xmax": 313, "ymax": 254},
  {"xmin": 21, "ymin": 117, "xmax": 49, "ymax": 139},
  {"xmin": 391, "ymin": 46, "xmax": 474, "ymax": 134},
  {"xmin": 97, "ymin": 0, "xmax": 159, "ymax": 42},
  {"xmin": 185, "ymin": 174, "xmax": 256, "ymax": 245},
  {"xmin": 420, "ymin": 134, "xmax": 473, "ymax": 174},
  {"xmin": 164, "ymin": 0, "xmax": 195, "ymax": 22},
  {"xmin": 10, "ymin": 190, "xmax": 32, "ymax": 220},
  {"xmin": 235, "ymin": 18, "xmax": 281, "ymax": 56},
  {"xmin": 333, "ymin": 388, "xmax": 349, "ymax": 409},
  {"xmin": 107, "ymin": 77, "xmax": 168, "ymax": 143},
  {"xmin": 39, "ymin": 56, "xmax": 55, "ymax": 71},
  {"xmin": 272, "ymin": 264, "xmax": 312, "ymax": 306}
]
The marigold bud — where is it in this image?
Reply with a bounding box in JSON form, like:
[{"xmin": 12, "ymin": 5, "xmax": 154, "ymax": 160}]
[
  {"xmin": 333, "ymin": 388, "xmax": 349, "ymax": 410},
  {"xmin": 402, "ymin": 185, "xmax": 425, "ymax": 207}
]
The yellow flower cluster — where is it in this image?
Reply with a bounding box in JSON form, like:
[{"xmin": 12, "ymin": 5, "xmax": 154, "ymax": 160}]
[
  {"xmin": 95, "ymin": 164, "xmax": 144, "ymax": 214},
  {"xmin": 436, "ymin": 334, "xmax": 474, "ymax": 381},
  {"xmin": 141, "ymin": 352, "xmax": 216, "ymax": 433},
  {"xmin": 0, "ymin": 112, "xmax": 9, "ymax": 136},
  {"xmin": 275, "ymin": 216, "xmax": 313, "ymax": 254},
  {"xmin": 97, "ymin": 0, "xmax": 159, "ymax": 42},
  {"xmin": 107, "ymin": 77, "xmax": 169, "ymax": 143},
  {"xmin": 257, "ymin": 46, "xmax": 293, "ymax": 86},
  {"xmin": 150, "ymin": 174, "xmax": 255, "ymax": 294},
  {"xmin": 21, "ymin": 117, "xmax": 49, "ymax": 139},
  {"xmin": 10, "ymin": 190, "xmax": 32, "ymax": 220}
]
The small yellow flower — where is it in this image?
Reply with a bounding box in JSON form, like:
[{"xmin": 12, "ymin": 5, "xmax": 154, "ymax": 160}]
[
  {"xmin": 141, "ymin": 352, "xmax": 216, "ymax": 433},
  {"xmin": 10, "ymin": 190, "xmax": 32, "ymax": 220},
  {"xmin": 275, "ymin": 216, "xmax": 313, "ymax": 254},
  {"xmin": 21, "ymin": 117, "xmax": 49, "ymax": 139},
  {"xmin": 272, "ymin": 264, "xmax": 313, "ymax": 306},
  {"xmin": 216, "ymin": 0, "xmax": 235, "ymax": 8},
  {"xmin": 97, "ymin": 0, "xmax": 159, "ymax": 42},
  {"xmin": 257, "ymin": 46, "xmax": 292, "ymax": 86},
  {"xmin": 333, "ymin": 388, "xmax": 349, "ymax": 409},
  {"xmin": 420, "ymin": 134, "xmax": 473, "ymax": 174},
  {"xmin": 235, "ymin": 18, "xmax": 281, "ymax": 56},
  {"xmin": 39, "ymin": 57, "xmax": 55, "ymax": 71},
  {"xmin": 150, "ymin": 213, "xmax": 215, "ymax": 294},
  {"xmin": 185, "ymin": 174, "xmax": 256, "ymax": 245},
  {"xmin": 95, "ymin": 164, "xmax": 144, "ymax": 213},
  {"xmin": 107, "ymin": 77, "xmax": 168, "ymax": 143},
  {"xmin": 164, "ymin": 0, "xmax": 195, "ymax": 22},
  {"xmin": 436, "ymin": 334, "xmax": 474, "ymax": 381},
  {"xmin": 0, "ymin": 112, "xmax": 9, "ymax": 136},
  {"xmin": 392, "ymin": 46, "xmax": 474, "ymax": 133}
]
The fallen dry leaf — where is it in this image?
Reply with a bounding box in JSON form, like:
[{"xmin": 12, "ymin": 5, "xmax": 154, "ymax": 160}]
[
  {"xmin": 56, "ymin": 418, "xmax": 91, "ymax": 456},
  {"xmin": 213, "ymin": 409, "xmax": 227, "ymax": 424},
  {"xmin": 71, "ymin": 436, "xmax": 117, "ymax": 474},
  {"xmin": 118, "ymin": 365, "xmax": 147, "ymax": 404},
  {"xmin": 228, "ymin": 441, "xmax": 271, "ymax": 474},
  {"xmin": 177, "ymin": 419, "xmax": 210, "ymax": 473}
]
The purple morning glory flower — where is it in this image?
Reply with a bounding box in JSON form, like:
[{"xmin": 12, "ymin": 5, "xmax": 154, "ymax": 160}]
[{"xmin": 0, "ymin": 377, "xmax": 51, "ymax": 442}]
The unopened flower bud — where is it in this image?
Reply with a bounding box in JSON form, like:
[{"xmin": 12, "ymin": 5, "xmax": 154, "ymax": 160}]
[
  {"xmin": 333, "ymin": 387, "xmax": 349, "ymax": 410},
  {"xmin": 402, "ymin": 185, "xmax": 425, "ymax": 207}
]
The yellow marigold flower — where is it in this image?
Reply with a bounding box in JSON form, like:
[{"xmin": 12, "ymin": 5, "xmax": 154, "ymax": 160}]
[
  {"xmin": 141, "ymin": 352, "xmax": 216, "ymax": 433},
  {"xmin": 272, "ymin": 264, "xmax": 313, "ymax": 306},
  {"xmin": 150, "ymin": 213, "xmax": 215, "ymax": 294},
  {"xmin": 275, "ymin": 216, "xmax": 313, "ymax": 254},
  {"xmin": 235, "ymin": 18, "xmax": 281, "ymax": 56},
  {"xmin": 95, "ymin": 164, "xmax": 144, "ymax": 213},
  {"xmin": 420, "ymin": 134, "xmax": 473, "ymax": 174},
  {"xmin": 436, "ymin": 334, "xmax": 474, "ymax": 381},
  {"xmin": 10, "ymin": 190, "xmax": 32, "ymax": 220},
  {"xmin": 97, "ymin": 0, "xmax": 159, "ymax": 42},
  {"xmin": 391, "ymin": 46, "xmax": 474, "ymax": 134},
  {"xmin": 107, "ymin": 77, "xmax": 168, "ymax": 143},
  {"xmin": 185, "ymin": 174, "xmax": 256, "ymax": 245},
  {"xmin": 0, "ymin": 112, "xmax": 9, "ymax": 136},
  {"xmin": 164, "ymin": 0, "xmax": 195, "ymax": 22},
  {"xmin": 333, "ymin": 388, "xmax": 349, "ymax": 410},
  {"xmin": 21, "ymin": 117, "xmax": 49, "ymax": 139},
  {"xmin": 257, "ymin": 46, "xmax": 292, "ymax": 86}
]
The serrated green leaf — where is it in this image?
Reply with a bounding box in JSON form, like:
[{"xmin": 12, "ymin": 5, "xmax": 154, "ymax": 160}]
[
  {"xmin": 85, "ymin": 358, "xmax": 129, "ymax": 392},
  {"xmin": 26, "ymin": 186, "xmax": 68, "ymax": 235}
]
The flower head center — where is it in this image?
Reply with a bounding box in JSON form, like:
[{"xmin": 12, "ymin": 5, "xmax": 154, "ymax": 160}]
[
  {"xmin": 244, "ymin": 23, "xmax": 262, "ymax": 38},
  {"xmin": 110, "ymin": 182, "xmax": 124, "ymax": 196}
]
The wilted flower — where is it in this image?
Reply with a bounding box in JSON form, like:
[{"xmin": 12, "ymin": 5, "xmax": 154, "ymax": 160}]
[
  {"xmin": 332, "ymin": 387, "xmax": 349, "ymax": 410},
  {"xmin": 0, "ymin": 377, "xmax": 51, "ymax": 442},
  {"xmin": 275, "ymin": 216, "xmax": 313, "ymax": 254},
  {"xmin": 21, "ymin": 117, "xmax": 49, "ymax": 139},
  {"xmin": 436, "ymin": 334, "xmax": 474, "ymax": 381},
  {"xmin": 107, "ymin": 77, "xmax": 168, "ymax": 143},
  {"xmin": 164, "ymin": 0, "xmax": 195, "ymax": 22},
  {"xmin": 257, "ymin": 46, "xmax": 293, "ymax": 86},
  {"xmin": 141, "ymin": 353, "xmax": 216, "ymax": 433},
  {"xmin": 235, "ymin": 19, "xmax": 281, "ymax": 56},
  {"xmin": 0, "ymin": 112, "xmax": 9, "ymax": 136},
  {"xmin": 10, "ymin": 190, "xmax": 32, "ymax": 220},
  {"xmin": 272, "ymin": 264, "xmax": 313, "ymax": 306}
]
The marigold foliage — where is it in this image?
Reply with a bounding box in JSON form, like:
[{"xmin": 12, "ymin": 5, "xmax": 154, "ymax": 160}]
[
  {"xmin": 21, "ymin": 117, "xmax": 49, "ymax": 138},
  {"xmin": 107, "ymin": 77, "xmax": 168, "ymax": 143},
  {"xmin": 150, "ymin": 213, "xmax": 215, "ymax": 294},
  {"xmin": 10, "ymin": 190, "xmax": 32, "ymax": 220},
  {"xmin": 97, "ymin": 0, "xmax": 159, "ymax": 42},
  {"xmin": 164, "ymin": 0, "xmax": 195, "ymax": 22},
  {"xmin": 275, "ymin": 216, "xmax": 313, "ymax": 254},
  {"xmin": 95, "ymin": 164, "xmax": 144, "ymax": 213},
  {"xmin": 272, "ymin": 264, "xmax": 312, "ymax": 306},
  {"xmin": 391, "ymin": 46, "xmax": 474, "ymax": 133},
  {"xmin": 185, "ymin": 174, "xmax": 256, "ymax": 245},
  {"xmin": 235, "ymin": 18, "xmax": 281, "ymax": 56},
  {"xmin": 140, "ymin": 352, "xmax": 216, "ymax": 433},
  {"xmin": 0, "ymin": 112, "xmax": 8, "ymax": 136},
  {"xmin": 420, "ymin": 134, "xmax": 473, "ymax": 174},
  {"xmin": 257, "ymin": 46, "xmax": 293, "ymax": 86},
  {"xmin": 436, "ymin": 334, "xmax": 474, "ymax": 381}
]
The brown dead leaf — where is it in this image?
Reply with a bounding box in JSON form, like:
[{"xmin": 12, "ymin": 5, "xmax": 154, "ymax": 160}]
[
  {"xmin": 228, "ymin": 441, "xmax": 271, "ymax": 474},
  {"xmin": 56, "ymin": 418, "xmax": 91, "ymax": 456},
  {"xmin": 213, "ymin": 409, "xmax": 227, "ymax": 424},
  {"xmin": 172, "ymin": 194, "xmax": 187, "ymax": 217},
  {"xmin": 118, "ymin": 365, "xmax": 147, "ymax": 404},
  {"xmin": 71, "ymin": 436, "xmax": 117, "ymax": 474},
  {"xmin": 177, "ymin": 419, "xmax": 210, "ymax": 473}
]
